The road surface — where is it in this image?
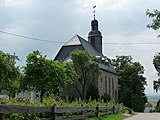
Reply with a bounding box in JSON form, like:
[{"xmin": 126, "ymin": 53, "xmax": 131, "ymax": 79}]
[{"xmin": 124, "ymin": 113, "xmax": 160, "ymax": 120}]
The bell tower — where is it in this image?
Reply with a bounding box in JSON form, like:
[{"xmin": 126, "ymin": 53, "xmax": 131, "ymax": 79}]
[{"xmin": 88, "ymin": 6, "xmax": 102, "ymax": 53}]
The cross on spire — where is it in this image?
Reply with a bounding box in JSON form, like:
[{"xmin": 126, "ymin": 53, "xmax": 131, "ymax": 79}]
[{"xmin": 93, "ymin": 5, "xmax": 96, "ymax": 20}]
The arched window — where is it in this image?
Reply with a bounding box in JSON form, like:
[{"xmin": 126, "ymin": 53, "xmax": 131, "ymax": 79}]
[
  {"xmin": 105, "ymin": 76, "xmax": 107, "ymax": 93},
  {"xmin": 109, "ymin": 77, "xmax": 111, "ymax": 96},
  {"xmin": 101, "ymin": 78, "xmax": 103, "ymax": 83},
  {"xmin": 112, "ymin": 78, "xmax": 114, "ymax": 97}
]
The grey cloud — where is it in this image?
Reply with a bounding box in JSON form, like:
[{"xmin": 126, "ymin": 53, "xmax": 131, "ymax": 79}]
[{"xmin": 0, "ymin": 0, "xmax": 160, "ymax": 95}]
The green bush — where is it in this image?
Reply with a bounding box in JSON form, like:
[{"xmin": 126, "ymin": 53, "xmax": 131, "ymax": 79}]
[
  {"xmin": 5, "ymin": 113, "xmax": 40, "ymax": 120},
  {"xmin": 123, "ymin": 107, "xmax": 133, "ymax": 114},
  {"xmin": 3, "ymin": 96, "xmax": 122, "ymax": 120},
  {"xmin": 101, "ymin": 93, "xmax": 111, "ymax": 102},
  {"xmin": 86, "ymin": 83, "xmax": 100, "ymax": 101},
  {"xmin": 154, "ymin": 107, "xmax": 160, "ymax": 112}
]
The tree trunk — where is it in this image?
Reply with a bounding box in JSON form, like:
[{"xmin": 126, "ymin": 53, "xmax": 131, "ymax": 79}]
[
  {"xmin": 11, "ymin": 91, "xmax": 16, "ymax": 98},
  {"xmin": 75, "ymin": 86, "xmax": 82, "ymax": 98},
  {"xmin": 40, "ymin": 91, "xmax": 44, "ymax": 102},
  {"xmin": 82, "ymin": 77, "xmax": 86, "ymax": 100},
  {"xmin": 82, "ymin": 71, "xmax": 87, "ymax": 100}
]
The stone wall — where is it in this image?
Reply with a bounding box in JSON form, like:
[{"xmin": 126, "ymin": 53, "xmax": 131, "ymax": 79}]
[{"xmin": 98, "ymin": 70, "xmax": 118, "ymax": 101}]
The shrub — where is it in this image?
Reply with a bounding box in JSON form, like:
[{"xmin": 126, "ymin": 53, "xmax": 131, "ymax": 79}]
[
  {"xmin": 86, "ymin": 84, "xmax": 100, "ymax": 100},
  {"xmin": 101, "ymin": 93, "xmax": 111, "ymax": 102}
]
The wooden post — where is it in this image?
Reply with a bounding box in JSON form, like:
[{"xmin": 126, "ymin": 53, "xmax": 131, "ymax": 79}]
[
  {"xmin": 81, "ymin": 104, "xmax": 83, "ymax": 115},
  {"xmin": 81, "ymin": 104, "xmax": 85, "ymax": 120},
  {"xmin": 107, "ymin": 106, "xmax": 110, "ymax": 114},
  {"xmin": 118, "ymin": 105, "xmax": 120, "ymax": 113},
  {"xmin": 0, "ymin": 113, "xmax": 5, "ymax": 120},
  {"xmin": 112, "ymin": 106, "xmax": 115, "ymax": 114},
  {"xmin": 96, "ymin": 105, "xmax": 99, "ymax": 118},
  {"xmin": 106, "ymin": 105, "xmax": 109, "ymax": 114},
  {"xmin": 51, "ymin": 105, "xmax": 56, "ymax": 120}
]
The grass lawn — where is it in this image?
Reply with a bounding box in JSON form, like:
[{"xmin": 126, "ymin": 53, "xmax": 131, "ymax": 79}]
[{"xmin": 85, "ymin": 113, "xmax": 127, "ymax": 120}]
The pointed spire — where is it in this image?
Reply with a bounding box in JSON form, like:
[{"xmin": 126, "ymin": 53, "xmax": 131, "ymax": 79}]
[
  {"xmin": 88, "ymin": 5, "xmax": 103, "ymax": 54},
  {"xmin": 93, "ymin": 5, "xmax": 96, "ymax": 20}
]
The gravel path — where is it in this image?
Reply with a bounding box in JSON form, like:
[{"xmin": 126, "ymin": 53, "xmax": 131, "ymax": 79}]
[{"xmin": 124, "ymin": 113, "xmax": 160, "ymax": 120}]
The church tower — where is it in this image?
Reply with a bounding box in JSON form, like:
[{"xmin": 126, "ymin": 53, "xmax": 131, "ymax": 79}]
[{"xmin": 88, "ymin": 6, "xmax": 102, "ymax": 53}]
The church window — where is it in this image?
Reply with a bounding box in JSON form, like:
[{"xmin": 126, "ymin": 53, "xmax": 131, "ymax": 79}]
[
  {"xmin": 115, "ymin": 90, "xmax": 118, "ymax": 100},
  {"xmin": 105, "ymin": 76, "xmax": 107, "ymax": 93},
  {"xmin": 109, "ymin": 77, "xmax": 111, "ymax": 96},
  {"xmin": 101, "ymin": 78, "xmax": 103, "ymax": 83},
  {"xmin": 112, "ymin": 78, "xmax": 114, "ymax": 97}
]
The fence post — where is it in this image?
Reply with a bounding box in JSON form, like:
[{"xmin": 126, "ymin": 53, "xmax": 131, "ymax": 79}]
[
  {"xmin": 106, "ymin": 105, "xmax": 108, "ymax": 114},
  {"xmin": 118, "ymin": 105, "xmax": 120, "ymax": 113},
  {"xmin": 120, "ymin": 103, "xmax": 124, "ymax": 113},
  {"xmin": 51, "ymin": 105, "xmax": 56, "ymax": 120},
  {"xmin": 107, "ymin": 106, "xmax": 110, "ymax": 114},
  {"xmin": 81, "ymin": 104, "xmax": 83, "ymax": 115},
  {"xmin": 0, "ymin": 113, "xmax": 5, "ymax": 120},
  {"xmin": 112, "ymin": 106, "xmax": 115, "ymax": 114},
  {"xmin": 81, "ymin": 104, "xmax": 85, "ymax": 120},
  {"xmin": 96, "ymin": 105, "xmax": 99, "ymax": 118}
]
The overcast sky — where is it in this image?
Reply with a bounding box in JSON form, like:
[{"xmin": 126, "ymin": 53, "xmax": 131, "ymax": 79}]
[{"xmin": 0, "ymin": 0, "xmax": 160, "ymax": 96}]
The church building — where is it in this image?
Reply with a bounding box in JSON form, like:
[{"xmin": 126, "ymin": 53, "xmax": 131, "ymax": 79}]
[{"xmin": 54, "ymin": 11, "xmax": 118, "ymax": 101}]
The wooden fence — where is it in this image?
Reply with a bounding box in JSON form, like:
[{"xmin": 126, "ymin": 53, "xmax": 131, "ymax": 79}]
[{"xmin": 0, "ymin": 104, "xmax": 122, "ymax": 120}]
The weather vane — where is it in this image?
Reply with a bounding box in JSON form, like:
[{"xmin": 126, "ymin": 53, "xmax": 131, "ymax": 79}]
[{"xmin": 93, "ymin": 5, "xmax": 96, "ymax": 20}]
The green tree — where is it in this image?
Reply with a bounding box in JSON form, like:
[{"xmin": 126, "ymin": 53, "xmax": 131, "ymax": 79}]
[
  {"xmin": 153, "ymin": 53, "xmax": 160, "ymax": 75},
  {"xmin": 86, "ymin": 83, "xmax": 100, "ymax": 101},
  {"xmin": 153, "ymin": 53, "xmax": 160, "ymax": 92},
  {"xmin": 70, "ymin": 50, "xmax": 100, "ymax": 100},
  {"xmin": 111, "ymin": 56, "xmax": 147, "ymax": 112},
  {"xmin": 146, "ymin": 9, "xmax": 160, "ymax": 31},
  {"xmin": 0, "ymin": 50, "xmax": 20, "ymax": 97},
  {"xmin": 21, "ymin": 50, "xmax": 77, "ymax": 102},
  {"xmin": 146, "ymin": 10, "xmax": 160, "ymax": 92},
  {"xmin": 153, "ymin": 78, "xmax": 160, "ymax": 93}
]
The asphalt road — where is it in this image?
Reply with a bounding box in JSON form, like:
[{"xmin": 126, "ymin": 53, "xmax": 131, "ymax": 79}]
[{"xmin": 124, "ymin": 113, "xmax": 160, "ymax": 120}]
